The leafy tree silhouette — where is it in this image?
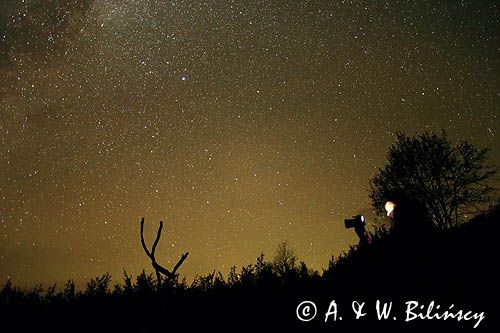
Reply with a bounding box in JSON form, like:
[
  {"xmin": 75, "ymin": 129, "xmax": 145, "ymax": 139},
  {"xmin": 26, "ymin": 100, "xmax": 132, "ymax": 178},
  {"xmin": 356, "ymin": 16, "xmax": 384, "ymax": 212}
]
[
  {"xmin": 272, "ymin": 240, "xmax": 298, "ymax": 279},
  {"xmin": 369, "ymin": 130, "xmax": 497, "ymax": 230}
]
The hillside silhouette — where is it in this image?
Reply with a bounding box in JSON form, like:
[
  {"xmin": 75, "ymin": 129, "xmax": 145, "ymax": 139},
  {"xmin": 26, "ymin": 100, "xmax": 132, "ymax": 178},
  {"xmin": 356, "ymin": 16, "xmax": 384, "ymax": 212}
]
[{"xmin": 1, "ymin": 205, "xmax": 498, "ymax": 332}]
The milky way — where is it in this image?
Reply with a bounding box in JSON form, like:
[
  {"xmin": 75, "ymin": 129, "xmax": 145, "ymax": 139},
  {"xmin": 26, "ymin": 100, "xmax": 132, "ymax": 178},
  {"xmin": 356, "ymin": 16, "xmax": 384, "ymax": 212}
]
[{"xmin": 1, "ymin": 0, "xmax": 498, "ymax": 287}]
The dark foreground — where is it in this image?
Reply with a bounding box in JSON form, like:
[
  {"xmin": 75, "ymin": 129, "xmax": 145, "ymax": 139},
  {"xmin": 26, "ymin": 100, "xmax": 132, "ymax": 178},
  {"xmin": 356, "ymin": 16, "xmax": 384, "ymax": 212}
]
[{"xmin": 1, "ymin": 208, "xmax": 498, "ymax": 332}]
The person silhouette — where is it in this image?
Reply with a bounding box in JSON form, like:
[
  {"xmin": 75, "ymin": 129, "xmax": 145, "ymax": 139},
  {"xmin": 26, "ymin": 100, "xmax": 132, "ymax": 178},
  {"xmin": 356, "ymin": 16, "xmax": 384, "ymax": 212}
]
[{"xmin": 384, "ymin": 193, "xmax": 434, "ymax": 241}]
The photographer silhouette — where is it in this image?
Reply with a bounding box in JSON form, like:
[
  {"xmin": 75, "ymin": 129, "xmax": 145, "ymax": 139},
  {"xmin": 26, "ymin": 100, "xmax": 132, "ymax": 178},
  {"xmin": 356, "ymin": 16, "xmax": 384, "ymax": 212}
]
[{"xmin": 385, "ymin": 193, "xmax": 434, "ymax": 241}]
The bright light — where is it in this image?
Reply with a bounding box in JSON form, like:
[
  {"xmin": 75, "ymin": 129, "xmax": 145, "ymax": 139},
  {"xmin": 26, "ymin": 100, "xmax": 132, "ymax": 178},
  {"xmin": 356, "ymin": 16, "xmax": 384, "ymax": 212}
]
[
  {"xmin": 385, "ymin": 201, "xmax": 396, "ymax": 217},
  {"xmin": 360, "ymin": 215, "xmax": 365, "ymax": 222}
]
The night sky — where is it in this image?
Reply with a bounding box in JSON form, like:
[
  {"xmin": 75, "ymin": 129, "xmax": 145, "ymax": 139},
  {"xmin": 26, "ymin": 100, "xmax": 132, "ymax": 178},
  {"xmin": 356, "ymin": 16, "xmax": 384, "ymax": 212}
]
[{"xmin": 1, "ymin": 0, "xmax": 498, "ymax": 288}]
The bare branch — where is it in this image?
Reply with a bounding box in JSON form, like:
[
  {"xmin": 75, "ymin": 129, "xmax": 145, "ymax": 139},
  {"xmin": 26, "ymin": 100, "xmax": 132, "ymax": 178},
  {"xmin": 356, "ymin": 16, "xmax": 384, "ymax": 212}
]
[
  {"xmin": 139, "ymin": 218, "xmax": 189, "ymax": 285},
  {"xmin": 152, "ymin": 261, "xmax": 172, "ymax": 278},
  {"xmin": 140, "ymin": 218, "xmax": 152, "ymax": 259},
  {"xmin": 151, "ymin": 220, "xmax": 163, "ymax": 259},
  {"xmin": 172, "ymin": 252, "xmax": 189, "ymax": 277}
]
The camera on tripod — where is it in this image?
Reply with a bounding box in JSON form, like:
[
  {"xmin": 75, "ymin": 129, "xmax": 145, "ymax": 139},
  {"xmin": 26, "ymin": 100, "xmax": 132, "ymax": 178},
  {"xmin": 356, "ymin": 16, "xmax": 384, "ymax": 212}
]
[
  {"xmin": 344, "ymin": 215, "xmax": 365, "ymax": 229},
  {"xmin": 344, "ymin": 215, "xmax": 368, "ymax": 245}
]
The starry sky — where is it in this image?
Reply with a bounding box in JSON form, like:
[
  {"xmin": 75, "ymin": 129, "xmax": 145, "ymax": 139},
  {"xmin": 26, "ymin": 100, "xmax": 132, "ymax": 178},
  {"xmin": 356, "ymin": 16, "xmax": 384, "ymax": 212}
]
[{"xmin": 0, "ymin": 0, "xmax": 498, "ymax": 288}]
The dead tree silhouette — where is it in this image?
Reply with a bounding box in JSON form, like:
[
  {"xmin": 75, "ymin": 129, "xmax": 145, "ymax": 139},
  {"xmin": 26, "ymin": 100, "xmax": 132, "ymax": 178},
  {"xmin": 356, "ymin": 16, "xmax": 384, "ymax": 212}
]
[{"xmin": 140, "ymin": 217, "xmax": 189, "ymax": 287}]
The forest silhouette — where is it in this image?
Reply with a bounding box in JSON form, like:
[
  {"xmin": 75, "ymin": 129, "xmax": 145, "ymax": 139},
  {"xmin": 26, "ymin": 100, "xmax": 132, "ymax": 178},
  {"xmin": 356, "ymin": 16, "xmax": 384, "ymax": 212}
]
[
  {"xmin": 2, "ymin": 131, "xmax": 498, "ymax": 332},
  {"xmin": 1, "ymin": 204, "xmax": 498, "ymax": 332}
]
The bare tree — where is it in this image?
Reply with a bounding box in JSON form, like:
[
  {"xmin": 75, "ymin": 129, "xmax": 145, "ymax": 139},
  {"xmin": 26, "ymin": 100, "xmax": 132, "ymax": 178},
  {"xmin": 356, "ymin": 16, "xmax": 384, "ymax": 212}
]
[{"xmin": 140, "ymin": 217, "xmax": 189, "ymax": 287}]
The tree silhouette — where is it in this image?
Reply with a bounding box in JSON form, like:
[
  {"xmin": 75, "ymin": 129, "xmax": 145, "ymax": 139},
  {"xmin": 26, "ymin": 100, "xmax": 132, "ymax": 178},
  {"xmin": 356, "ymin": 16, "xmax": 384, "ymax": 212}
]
[
  {"xmin": 272, "ymin": 241, "xmax": 297, "ymax": 278},
  {"xmin": 369, "ymin": 131, "xmax": 497, "ymax": 229}
]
